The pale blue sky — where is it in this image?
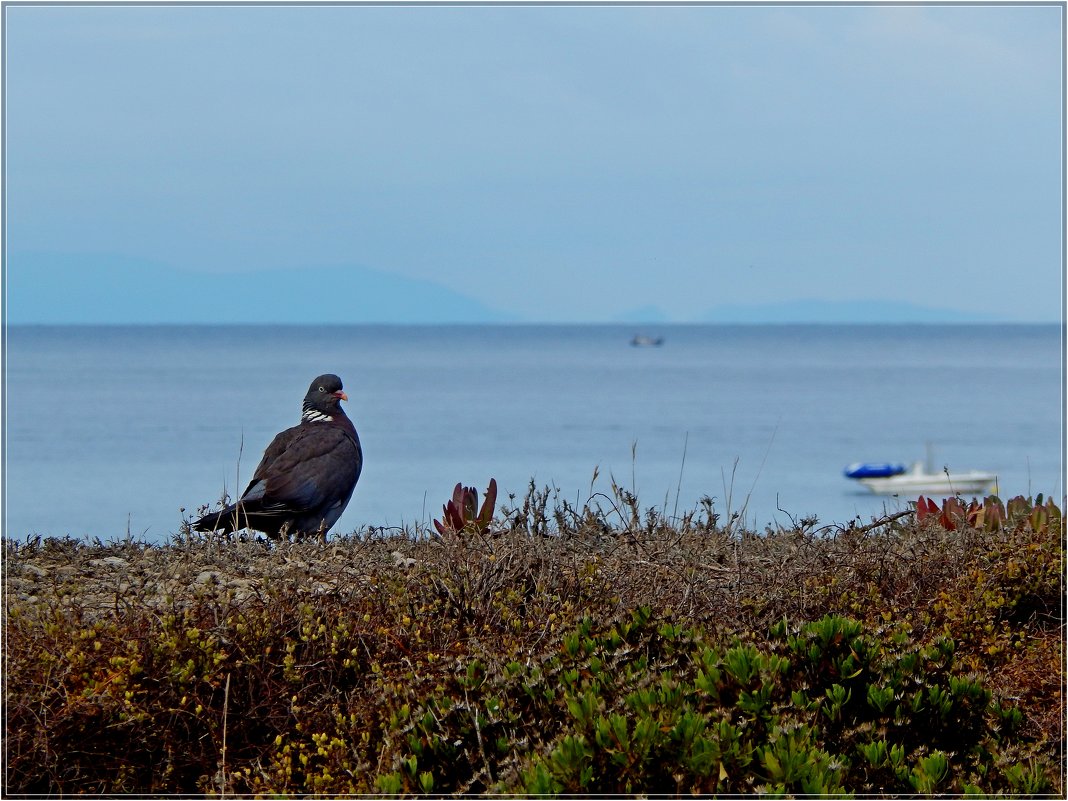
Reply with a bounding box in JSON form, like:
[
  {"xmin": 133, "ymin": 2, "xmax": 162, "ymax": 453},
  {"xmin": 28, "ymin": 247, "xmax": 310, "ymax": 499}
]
[{"xmin": 4, "ymin": 3, "xmax": 1064, "ymax": 323}]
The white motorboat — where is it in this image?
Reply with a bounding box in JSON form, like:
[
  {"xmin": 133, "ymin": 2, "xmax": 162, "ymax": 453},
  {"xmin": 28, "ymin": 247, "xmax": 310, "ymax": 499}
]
[{"xmin": 854, "ymin": 460, "xmax": 998, "ymax": 496}]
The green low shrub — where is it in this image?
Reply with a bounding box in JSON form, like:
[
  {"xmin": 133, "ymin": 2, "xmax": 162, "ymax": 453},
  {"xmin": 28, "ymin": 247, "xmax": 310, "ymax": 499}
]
[{"xmin": 3, "ymin": 491, "xmax": 1062, "ymax": 796}]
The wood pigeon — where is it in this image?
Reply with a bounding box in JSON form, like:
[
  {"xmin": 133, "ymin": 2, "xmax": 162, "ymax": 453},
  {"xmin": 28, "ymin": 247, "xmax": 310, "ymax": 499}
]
[{"xmin": 193, "ymin": 374, "xmax": 363, "ymax": 540}]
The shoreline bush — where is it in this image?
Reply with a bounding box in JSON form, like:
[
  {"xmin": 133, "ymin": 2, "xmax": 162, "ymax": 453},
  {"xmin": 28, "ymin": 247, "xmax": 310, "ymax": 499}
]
[{"xmin": 3, "ymin": 490, "xmax": 1063, "ymax": 796}]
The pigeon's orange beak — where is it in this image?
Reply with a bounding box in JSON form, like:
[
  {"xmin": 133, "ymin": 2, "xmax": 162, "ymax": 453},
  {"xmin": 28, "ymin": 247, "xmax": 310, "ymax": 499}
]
[{"xmin": 334, "ymin": 390, "xmax": 348, "ymax": 402}]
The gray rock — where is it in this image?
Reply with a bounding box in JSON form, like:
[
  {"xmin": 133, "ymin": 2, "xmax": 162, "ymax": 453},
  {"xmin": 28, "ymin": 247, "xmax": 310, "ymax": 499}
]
[
  {"xmin": 88, "ymin": 557, "xmax": 129, "ymax": 570},
  {"xmin": 195, "ymin": 570, "xmax": 223, "ymax": 585},
  {"xmin": 391, "ymin": 551, "xmax": 417, "ymax": 570}
]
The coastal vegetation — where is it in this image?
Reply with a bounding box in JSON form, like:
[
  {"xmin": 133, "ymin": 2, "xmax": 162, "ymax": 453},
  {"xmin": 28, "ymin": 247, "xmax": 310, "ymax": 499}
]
[{"xmin": 4, "ymin": 484, "xmax": 1063, "ymax": 796}]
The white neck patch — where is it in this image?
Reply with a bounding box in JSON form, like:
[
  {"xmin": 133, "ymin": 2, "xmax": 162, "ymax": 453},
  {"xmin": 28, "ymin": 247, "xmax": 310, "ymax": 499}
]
[{"xmin": 302, "ymin": 408, "xmax": 333, "ymax": 423}]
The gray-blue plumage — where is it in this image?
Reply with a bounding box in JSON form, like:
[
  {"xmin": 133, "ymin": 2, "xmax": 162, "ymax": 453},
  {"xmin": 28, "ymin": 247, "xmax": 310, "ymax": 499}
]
[{"xmin": 193, "ymin": 374, "xmax": 362, "ymax": 539}]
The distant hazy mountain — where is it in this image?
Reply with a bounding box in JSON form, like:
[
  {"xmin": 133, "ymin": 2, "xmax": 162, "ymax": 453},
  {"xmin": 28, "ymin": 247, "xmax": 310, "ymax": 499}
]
[
  {"xmin": 7, "ymin": 252, "xmax": 1021, "ymax": 325},
  {"xmin": 610, "ymin": 304, "xmax": 672, "ymax": 323},
  {"xmin": 700, "ymin": 299, "xmax": 1001, "ymax": 324},
  {"xmin": 6, "ymin": 252, "xmax": 513, "ymax": 324}
]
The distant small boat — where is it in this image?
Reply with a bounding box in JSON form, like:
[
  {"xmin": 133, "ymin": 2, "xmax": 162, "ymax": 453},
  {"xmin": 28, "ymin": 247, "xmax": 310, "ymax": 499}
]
[
  {"xmin": 630, "ymin": 335, "xmax": 664, "ymax": 347},
  {"xmin": 853, "ymin": 461, "xmax": 998, "ymax": 496},
  {"xmin": 844, "ymin": 443, "xmax": 997, "ymax": 497}
]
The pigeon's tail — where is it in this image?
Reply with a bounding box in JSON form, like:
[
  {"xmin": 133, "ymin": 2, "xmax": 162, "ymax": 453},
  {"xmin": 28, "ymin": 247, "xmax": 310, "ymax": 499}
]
[{"xmin": 192, "ymin": 505, "xmax": 248, "ymax": 534}]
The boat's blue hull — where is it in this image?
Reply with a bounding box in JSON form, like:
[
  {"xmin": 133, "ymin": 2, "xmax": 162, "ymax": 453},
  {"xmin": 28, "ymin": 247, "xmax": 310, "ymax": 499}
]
[{"xmin": 844, "ymin": 462, "xmax": 907, "ymax": 479}]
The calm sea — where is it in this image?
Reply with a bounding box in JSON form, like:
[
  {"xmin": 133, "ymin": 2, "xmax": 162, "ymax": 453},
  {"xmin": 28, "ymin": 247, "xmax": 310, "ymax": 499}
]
[{"xmin": 3, "ymin": 324, "xmax": 1063, "ymax": 542}]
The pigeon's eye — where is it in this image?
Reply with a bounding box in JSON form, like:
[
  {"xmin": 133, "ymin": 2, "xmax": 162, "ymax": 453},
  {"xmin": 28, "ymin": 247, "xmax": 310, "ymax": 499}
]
[{"xmin": 318, "ymin": 386, "xmax": 325, "ymax": 392}]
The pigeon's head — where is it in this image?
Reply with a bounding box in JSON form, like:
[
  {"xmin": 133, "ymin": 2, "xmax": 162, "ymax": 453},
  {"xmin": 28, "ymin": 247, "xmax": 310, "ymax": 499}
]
[{"xmin": 302, "ymin": 374, "xmax": 348, "ymax": 422}]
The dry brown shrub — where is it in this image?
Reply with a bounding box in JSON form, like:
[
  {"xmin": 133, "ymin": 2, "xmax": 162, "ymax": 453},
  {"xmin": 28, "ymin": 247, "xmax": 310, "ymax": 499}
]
[{"xmin": 3, "ymin": 490, "xmax": 1063, "ymax": 795}]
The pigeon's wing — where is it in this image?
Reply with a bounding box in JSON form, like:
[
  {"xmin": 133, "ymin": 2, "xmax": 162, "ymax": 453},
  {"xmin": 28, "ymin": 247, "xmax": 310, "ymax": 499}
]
[
  {"xmin": 242, "ymin": 425, "xmax": 302, "ymax": 492},
  {"xmin": 240, "ymin": 425, "xmax": 361, "ymax": 515}
]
